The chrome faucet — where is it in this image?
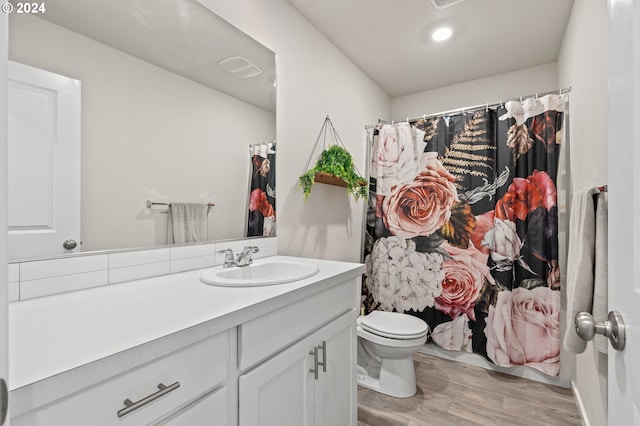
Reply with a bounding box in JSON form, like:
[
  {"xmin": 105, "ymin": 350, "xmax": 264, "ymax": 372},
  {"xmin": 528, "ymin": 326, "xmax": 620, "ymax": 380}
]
[
  {"xmin": 217, "ymin": 246, "xmax": 260, "ymax": 268},
  {"xmin": 236, "ymin": 246, "xmax": 260, "ymax": 266},
  {"xmin": 217, "ymin": 248, "xmax": 236, "ymax": 268}
]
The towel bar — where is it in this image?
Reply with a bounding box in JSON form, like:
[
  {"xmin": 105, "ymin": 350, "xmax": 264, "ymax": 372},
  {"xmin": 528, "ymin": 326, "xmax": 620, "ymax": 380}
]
[{"xmin": 146, "ymin": 200, "xmax": 215, "ymax": 208}]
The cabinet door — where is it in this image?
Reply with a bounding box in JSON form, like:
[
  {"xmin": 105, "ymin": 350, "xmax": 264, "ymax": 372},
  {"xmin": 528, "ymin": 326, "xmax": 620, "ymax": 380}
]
[
  {"xmin": 314, "ymin": 309, "xmax": 358, "ymax": 426},
  {"xmin": 239, "ymin": 334, "xmax": 315, "ymax": 426}
]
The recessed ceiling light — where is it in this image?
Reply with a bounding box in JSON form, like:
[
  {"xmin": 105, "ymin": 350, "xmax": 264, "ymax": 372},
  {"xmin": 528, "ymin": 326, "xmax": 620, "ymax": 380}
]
[{"xmin": 432, "ymin": 26, "xmax": 453, "ymax": 42}]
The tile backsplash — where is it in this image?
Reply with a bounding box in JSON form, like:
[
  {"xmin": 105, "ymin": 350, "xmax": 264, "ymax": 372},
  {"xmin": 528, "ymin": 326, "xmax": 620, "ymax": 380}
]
[{"xmin": 8, "ymin": 237, "xmax": 277, "ymax": 302}]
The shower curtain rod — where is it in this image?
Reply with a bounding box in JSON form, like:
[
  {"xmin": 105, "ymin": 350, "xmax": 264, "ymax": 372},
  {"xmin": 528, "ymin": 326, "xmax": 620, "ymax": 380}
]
[{"xmin": 364, "ymin": 86, "xmax": 572, "ymax": 129}]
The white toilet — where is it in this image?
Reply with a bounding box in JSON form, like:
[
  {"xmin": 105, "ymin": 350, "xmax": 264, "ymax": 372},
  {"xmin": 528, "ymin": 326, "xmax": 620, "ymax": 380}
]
[{"xmin": 356, "ymin": 311, "xmax": 429, "ymax": 398}]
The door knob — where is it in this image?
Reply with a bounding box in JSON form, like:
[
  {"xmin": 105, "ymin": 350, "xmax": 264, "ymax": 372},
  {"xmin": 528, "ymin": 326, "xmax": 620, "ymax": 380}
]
[
  {"xmin": 575, "ymin": 310, "xmax": 626, "ymax": 351},
  {"xmin": 63, "ymin": 239, "xmax": 78, "ymax": 250}
]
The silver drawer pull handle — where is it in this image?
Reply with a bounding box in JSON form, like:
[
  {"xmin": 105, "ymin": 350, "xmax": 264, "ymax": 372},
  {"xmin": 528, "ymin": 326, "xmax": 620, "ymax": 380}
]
[
  {"xmin": 309, "ymin": 346, "xmax": 319, "ymax": 380},
  {"xmin": 117, "ymin": 382, "xmax": 180, "ymax": 418},
  {"xmin": 317, "ymin": 341, "xmax": 327, "ymax": 373}
]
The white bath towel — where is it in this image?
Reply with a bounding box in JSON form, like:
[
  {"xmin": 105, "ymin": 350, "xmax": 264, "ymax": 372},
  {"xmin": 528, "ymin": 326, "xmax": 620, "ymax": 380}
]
[
  {"xmin": 167, "ymin": 203, "xmax": 208, "ymax": 244},
  {"xmin": 563, "ymin": 188, "xmax": 609, "ymax": 354}
]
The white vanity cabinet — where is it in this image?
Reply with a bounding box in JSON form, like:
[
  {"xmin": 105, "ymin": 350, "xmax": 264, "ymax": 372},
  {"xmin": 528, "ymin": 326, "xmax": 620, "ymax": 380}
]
[
  {"xmin": 313, "ymin": 309, "xmax": 358, "ymax": 425},
  {"xmin": 12, "ymin": 331, "xmax": 230, "ymax": 426},
  {"xmin": 238, "ymin": 309, "xmax": 357, "ymax": 426},
  {"xmin": 9, "ymin": 256, "xmax": 364, "ymax": 426},
  {"xmin": 237, "ymin": 280, "xmax": 359, "ymax": 426},
  {"xmin": 240, "ymin": 331, "xmax": 316, "ymax": 425}
]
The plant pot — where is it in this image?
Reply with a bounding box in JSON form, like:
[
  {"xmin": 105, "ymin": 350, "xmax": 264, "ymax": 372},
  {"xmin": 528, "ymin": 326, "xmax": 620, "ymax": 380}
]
[{"xmin": 313, "ymin": 172, "xmax": 367, "ymax": 188}]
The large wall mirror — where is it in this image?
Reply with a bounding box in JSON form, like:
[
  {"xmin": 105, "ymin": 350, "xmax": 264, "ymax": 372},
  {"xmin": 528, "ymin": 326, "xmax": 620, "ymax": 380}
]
[{"xmin": 7, "ymin": 0, "xmax": 276, "ymax": 261}]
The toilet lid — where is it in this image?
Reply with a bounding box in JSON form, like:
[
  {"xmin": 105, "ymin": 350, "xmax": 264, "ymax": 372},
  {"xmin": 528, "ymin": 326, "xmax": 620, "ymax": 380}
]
[{"xmin": 360, "ymin": 311, "xmax": 428, "ymax": 339}]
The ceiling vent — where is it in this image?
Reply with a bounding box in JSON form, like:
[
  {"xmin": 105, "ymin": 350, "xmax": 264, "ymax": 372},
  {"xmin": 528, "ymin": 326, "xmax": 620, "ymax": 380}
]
[
  {"xmin": 430, "ymin": 0, "xmax": 464, "ymax": 9},
  {"xmin": 218, "ymin": 56, "xmax": 263, "ymax": 78}
]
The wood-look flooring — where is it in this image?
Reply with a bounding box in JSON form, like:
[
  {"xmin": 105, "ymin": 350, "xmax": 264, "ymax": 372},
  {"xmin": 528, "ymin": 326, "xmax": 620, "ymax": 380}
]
[{"xmin": 357, "ymin": 352, "xmax": 583, "ymax": 426}]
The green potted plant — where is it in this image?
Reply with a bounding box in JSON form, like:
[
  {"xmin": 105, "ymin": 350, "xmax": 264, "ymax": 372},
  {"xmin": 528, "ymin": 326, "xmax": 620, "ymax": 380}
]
[{"xmin": 300, "ymin": 144, "xmax": 368, "ymax": 200}]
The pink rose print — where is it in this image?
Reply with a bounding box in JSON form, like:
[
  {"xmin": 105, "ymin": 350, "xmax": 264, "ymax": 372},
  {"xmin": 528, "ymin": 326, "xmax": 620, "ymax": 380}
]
[
  {"xmin": 382, "ymin": 166, "xmax": 458, "ymax": 239},
  {"xmin": 434, "ymin": 242, "xmax": 494, "ymax": 321},
  {"xmin": 485, "ymin": 286, "xmax": 561, "ymax": 376}
]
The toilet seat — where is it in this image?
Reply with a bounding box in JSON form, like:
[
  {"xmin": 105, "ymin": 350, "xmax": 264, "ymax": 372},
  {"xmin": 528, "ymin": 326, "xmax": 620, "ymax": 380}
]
[
  {"xmin": 357, "ymin": 327, "xmax": 427, "ymax": 348},
  {"xmin": 358, "ymin": 311, "xmax": 428, "ymax": 340}
]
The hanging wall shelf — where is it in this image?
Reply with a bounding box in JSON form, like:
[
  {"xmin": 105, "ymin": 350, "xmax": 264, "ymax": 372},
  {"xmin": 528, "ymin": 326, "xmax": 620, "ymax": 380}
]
[{"xmin": 299, "ymin": 116, "xmax": 367, "ymax": 200}]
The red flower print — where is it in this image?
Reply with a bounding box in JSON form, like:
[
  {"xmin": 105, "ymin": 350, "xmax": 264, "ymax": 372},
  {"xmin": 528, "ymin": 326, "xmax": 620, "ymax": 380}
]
[
  {"xmin": 250, "ymin": 189, "xmax": 274, "ymax": 218},
  {"xmin": 495, "ymin": 170, "xmax": 557, "ymax": 222},
  {"xmin": 470, "ymin": 210, "xmax": 495, "ymax": 254}
]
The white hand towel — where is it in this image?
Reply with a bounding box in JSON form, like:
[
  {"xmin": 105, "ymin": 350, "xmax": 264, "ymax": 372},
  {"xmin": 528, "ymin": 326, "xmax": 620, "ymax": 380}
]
[
  {"xmin": 563, "ymin": 187, "xmax": 608, "ymax": 354},
  {"xmin": 167, "ymin": 203, "xmax": 208, "ymax": 244}
]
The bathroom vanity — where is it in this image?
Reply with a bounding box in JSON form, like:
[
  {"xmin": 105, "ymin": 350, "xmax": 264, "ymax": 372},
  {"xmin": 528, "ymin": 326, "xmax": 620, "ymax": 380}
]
[{"xmin": 8, "ymin": 256, "xmax": 364, "ymax": 425}]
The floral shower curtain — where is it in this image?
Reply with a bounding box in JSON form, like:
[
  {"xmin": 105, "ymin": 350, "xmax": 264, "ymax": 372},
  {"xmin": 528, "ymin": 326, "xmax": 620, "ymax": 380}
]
[
  {"xmin": 363, "ymin": 94, "xmax": 565, "ymax": 376},
  {"xmin": 247, "ymin": 142, "xmax": 276, "ymax": 237}
]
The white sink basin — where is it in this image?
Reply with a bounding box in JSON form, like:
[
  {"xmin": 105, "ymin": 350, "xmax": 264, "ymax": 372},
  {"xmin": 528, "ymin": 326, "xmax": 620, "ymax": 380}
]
[{"xmin": 200, "ymin": 260, "xmax": 320, "ymax": 287}]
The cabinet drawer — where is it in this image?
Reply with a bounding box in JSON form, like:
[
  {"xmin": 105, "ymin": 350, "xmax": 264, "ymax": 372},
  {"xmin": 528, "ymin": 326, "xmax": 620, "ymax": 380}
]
[
  {"xmin": 13, "ymin": 331, "xmax": 228, "ymax": 426},
  {"xmin": 239, "ymin": 279, "xmax": 359, "ymax": 371},
  {"xmin": 158, "ymin": 386, "xmax": 228, "ymax": 426}
]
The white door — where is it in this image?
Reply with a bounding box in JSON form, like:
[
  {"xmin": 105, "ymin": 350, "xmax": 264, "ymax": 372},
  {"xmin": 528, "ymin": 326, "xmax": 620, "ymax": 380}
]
[
  {"xmin": 7, "ymin": 61, "xmax": 80, "ymax": 260},
  {"xmin": 239, "ymin": 333, "xmax": 315, "ymax": 426},
  {"xmin": 1, "ymin": 12, "xmax": 10, "ymax": 426},
  {"xmin": 314, "ymin": 310, "xmax": 357, "ymax": 426},
  {"xmin": 607, "ymin": 0, "xmax": 640, "ymax": 424}
]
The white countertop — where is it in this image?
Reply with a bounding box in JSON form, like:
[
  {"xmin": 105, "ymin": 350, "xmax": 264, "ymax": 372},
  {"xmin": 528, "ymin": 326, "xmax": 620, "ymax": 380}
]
[{"xmin": 9, "ymin": 255, "xmax": 364, "ymax": 393}]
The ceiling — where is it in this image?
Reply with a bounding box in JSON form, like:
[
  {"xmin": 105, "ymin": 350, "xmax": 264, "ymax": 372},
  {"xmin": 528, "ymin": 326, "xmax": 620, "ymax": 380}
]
[
  {"xmin": 23, "ymin": 0, "xmax": 276, "ymax": 112},
  {"xmin": 286, "ymin": 0, "xmax": 575, "ymax": 98}
]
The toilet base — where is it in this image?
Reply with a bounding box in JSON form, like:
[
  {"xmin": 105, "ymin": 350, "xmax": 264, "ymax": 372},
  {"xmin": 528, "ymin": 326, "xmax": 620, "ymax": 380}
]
[{"xmin": 357, "ymin": 356, "xmax": 417, "ymax": 398}]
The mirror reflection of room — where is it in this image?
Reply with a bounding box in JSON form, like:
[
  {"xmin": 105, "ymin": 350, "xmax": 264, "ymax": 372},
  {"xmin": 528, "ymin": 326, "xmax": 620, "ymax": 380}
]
[{"xmin": 7, "ymin": 0, "xmax": 276, "ymax": 260}]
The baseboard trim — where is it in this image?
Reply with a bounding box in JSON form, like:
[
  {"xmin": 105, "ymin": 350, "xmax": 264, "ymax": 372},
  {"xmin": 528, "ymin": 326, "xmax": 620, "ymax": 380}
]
[
  {"xmin": 418, "ymin": 344, "xmax": 571, "ymax": 388},
  {"xmin": 571, "ymin": 380, "xmax": 591, "ymax": 426}
]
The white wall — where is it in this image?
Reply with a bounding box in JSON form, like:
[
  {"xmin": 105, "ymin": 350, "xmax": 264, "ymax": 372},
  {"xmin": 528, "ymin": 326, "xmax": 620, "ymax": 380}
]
[
  {"xmin": 9, "ymin": 14, "xmax": 275, "ymax": 252},
  {"xmin": 557, "ymin": 1, "xmax": 609, "ymax": 425},
  {"xmin": 392, "ymin": 62, "xmax": 559, "ymax": 119},
  {"xmin": 197, "ymin": 0, "xmax": 391, "ymax": 263}
]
